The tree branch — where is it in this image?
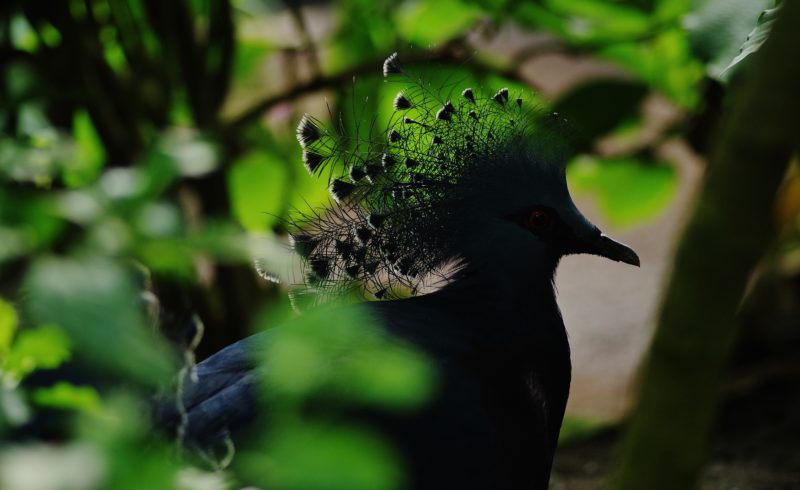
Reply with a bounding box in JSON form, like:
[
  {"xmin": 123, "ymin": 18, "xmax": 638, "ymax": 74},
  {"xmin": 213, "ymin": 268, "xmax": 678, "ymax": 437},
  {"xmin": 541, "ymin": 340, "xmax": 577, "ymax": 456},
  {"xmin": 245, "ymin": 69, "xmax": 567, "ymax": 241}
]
[{"xmin": 222, "ymin": 37, "xmax": 549, "ymax": 137}]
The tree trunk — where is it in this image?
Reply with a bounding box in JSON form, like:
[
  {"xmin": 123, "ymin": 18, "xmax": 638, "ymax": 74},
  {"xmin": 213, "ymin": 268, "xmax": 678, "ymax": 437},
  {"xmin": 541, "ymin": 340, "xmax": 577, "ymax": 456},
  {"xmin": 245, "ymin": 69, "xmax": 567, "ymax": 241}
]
[{"xmin": 609, "ymin": 3, "xmax": 800, "ymax": 489}]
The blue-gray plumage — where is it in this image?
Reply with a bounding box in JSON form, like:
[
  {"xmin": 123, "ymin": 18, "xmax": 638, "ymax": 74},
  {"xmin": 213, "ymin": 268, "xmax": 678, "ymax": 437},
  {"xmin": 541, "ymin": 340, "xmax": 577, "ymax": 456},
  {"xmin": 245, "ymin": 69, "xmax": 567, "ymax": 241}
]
[{"xmin": 162, "ymin": 54, "xmax": 639, "ymax": 489}]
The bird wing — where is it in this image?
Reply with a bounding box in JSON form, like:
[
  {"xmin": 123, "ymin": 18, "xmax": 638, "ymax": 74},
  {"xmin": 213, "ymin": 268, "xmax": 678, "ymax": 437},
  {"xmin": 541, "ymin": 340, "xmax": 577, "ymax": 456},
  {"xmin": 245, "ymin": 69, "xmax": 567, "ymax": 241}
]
[
  {"xmin": 157, "ymin": 298, "xmax": 439, "ymax": 446},
  {"xmin": 156, "ymin": 332, "xmax": 269, "ymax": 446}
]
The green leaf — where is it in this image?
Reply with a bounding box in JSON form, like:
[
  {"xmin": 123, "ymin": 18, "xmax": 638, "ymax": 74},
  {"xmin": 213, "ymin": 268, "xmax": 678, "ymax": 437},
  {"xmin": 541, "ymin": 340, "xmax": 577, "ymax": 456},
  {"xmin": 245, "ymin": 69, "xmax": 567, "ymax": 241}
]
[
  {"xmin": 567, "ymin": 156, "xmax": 677, "ymax": 227},
  {"xmin": 10, "ymin": 15, "xmax": 39, "ymax": 53},
  {"xmin": 24, "ymin": 257, "xmax": 175, "ymax": 385},
  {"xmin": 0, "ymin": 190, "xmax": 65, "ymax": 253},
  {"xmin": 685, "ymin": 0, "xmax": 775, "ymax": 80},
  {"xmin": 0, "ymin": 298, "xmax": 17, "ymax": 354},
  {"xmin": 241, "ymin": 422, "xmax": 403, "ymax": 490},
  {"xmin": 332, "ymin": 345, "xmax": 434, "ymax": 410},
  {"xmin": 228, "ymin": 150, "xmax": 288, "ymax": 231},
  {"xmin": 260, "ymin": 303, "xmax": 434, "ymax": 409},
  {"xmin": 654, "ymin": 0, "xmax": 691, "ymax": 22},
  {"xmin": 2, "ymin": 325, "xmax": 71, "ymax": 382},
  {"xmin": 552, "ymin": 79, "xmax": 647, "ymax": 150},
  {"xmin": 600, "ymin": 28, "xmax": 704, "ymax": 108},
  {"xmin": 718, "ymin": 3, "xmax": 781, "ymax": 82},
  {"xmin": 542, "ymin": 0, "xmax": 652, "ymax": 43},
  {"xmin": 289, "ymin": 153, "xmax": 332, "ymax": 212},
  {"xmin": 395, "ymin": 0, "xmax": 484, "ymax": 45},
  {"xmin": 64, "ymin": 111, "xmax": 106, "ymax": 188},
  {"xmin": 32, "ymin": 382, "xmax": 103, "ymax": 415}
]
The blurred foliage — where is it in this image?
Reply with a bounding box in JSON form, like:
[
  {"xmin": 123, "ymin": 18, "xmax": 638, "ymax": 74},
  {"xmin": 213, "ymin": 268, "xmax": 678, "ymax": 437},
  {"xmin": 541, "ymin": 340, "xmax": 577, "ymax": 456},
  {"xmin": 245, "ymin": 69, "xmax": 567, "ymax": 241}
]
[
  {"xmin": 230, "ymin": 304, "xmax": 433, "ymax": 490},
  {"xmin": 0, "ymin": 0, "xmax": 795, "ymax": 488},
  {"xmin": 568, "ymin": 155, "xmax": 677, "ymax": 227}
]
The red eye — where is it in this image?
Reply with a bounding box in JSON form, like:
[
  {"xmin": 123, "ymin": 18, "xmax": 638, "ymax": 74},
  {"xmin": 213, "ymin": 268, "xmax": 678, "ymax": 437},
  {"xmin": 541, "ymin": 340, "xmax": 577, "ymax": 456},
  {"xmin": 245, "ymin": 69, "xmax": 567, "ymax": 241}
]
[{"xmin": 526, "ymin": 209, "xmax": 551, "ymax": 231}]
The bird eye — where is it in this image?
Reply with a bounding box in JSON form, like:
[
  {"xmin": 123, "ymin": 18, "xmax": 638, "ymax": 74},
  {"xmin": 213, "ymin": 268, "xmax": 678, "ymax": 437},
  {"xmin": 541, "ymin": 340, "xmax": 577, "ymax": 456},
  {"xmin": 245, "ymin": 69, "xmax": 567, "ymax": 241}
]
[{"xmin": 526, "ymin": 209, "xmax": 551, "ymax": 231}]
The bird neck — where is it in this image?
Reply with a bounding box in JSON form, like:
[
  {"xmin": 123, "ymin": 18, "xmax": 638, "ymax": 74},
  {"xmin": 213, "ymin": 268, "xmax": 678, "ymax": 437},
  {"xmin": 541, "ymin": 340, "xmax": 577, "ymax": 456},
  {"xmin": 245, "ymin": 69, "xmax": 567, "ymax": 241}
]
[
  {"xmin": 474, "ymin": 258, "xmax": 554, "ymax": 303},
  {"xmin": 450, "ymin": 227, "xmax": 560, "ymax": 308},
  {"xmin": 431, "ymin": 229, "xmax": 565, "ymax": 353}
]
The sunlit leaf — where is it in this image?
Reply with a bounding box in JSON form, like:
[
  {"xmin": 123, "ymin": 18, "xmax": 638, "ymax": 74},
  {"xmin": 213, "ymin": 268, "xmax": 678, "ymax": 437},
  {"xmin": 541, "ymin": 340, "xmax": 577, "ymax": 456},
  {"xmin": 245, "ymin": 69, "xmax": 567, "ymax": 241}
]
[
  {"xmin": 567, "ymin": 155, "xmax": 677, "ymax": 227},
  {"xmin": 289, "ymin": 155, "xmax": 332, "ymax": 213},
  {"xmin": 64, "ymin": 111, "xmax": 106, "ymax": 188},
  {"xmin": 18, "ymin": 104, "xmax": 56, "ymax": 140},
  {"xmin": 100, "ymin": 26, "xmax": 127, "ymax": 72},
  {"xmin": 2, "ymin": 325, "xmax": 71, "ymax": 382},
  {"xmin": 10, "ymin": 15, "xmax": 39, "ymax": 53},
  {"xmin": 228, "ymin": 150, "xmax": 288, "ymax": 231},
  {"xmin": 654, "ymin": 0, "xmax": 691, "ymax": 22},
  {"xmin": 600, "ymin": 29, "xmax": 704, "ymax": 107},
  {"xmin": 32, "ymin": 382, "xmax": 103, "ymax": 415},
  {"xmin": 0, "ymin": 298, "xmax": 17, "ymax": 354},
  {"xmin": 395, "ymin": 0, "xmax": 484, "ymax": 45},
  {"xmin": 538, "ymin": 0, "xmax": 652, "ymax": 43}
]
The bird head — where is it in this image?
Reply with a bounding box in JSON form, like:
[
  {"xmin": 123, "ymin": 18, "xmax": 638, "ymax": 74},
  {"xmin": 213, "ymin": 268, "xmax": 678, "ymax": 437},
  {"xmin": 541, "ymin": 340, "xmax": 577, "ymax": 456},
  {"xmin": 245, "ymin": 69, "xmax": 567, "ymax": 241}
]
[{"xmin": 290, "ymin": 53, "xmax": 638, "ymax": 305}]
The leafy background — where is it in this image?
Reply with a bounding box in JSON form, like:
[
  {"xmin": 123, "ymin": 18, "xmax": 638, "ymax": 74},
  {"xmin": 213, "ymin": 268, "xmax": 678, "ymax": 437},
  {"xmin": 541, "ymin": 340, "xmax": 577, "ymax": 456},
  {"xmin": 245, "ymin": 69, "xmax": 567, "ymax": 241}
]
[{"xmin": 1, "ymin": 0, "xmax": 798, "ymax": 489}]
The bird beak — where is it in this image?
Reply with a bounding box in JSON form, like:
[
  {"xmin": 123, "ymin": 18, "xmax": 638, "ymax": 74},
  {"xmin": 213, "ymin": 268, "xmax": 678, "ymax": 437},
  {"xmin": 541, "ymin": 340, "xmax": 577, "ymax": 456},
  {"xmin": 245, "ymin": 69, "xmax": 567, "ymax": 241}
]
[
  {"xmin": 561, "ymin": 197, "xmax": 640, "ymax": 266},
  {"xmin": 592, "ymin": 234, "xmax": 640, "ymax": 266}
]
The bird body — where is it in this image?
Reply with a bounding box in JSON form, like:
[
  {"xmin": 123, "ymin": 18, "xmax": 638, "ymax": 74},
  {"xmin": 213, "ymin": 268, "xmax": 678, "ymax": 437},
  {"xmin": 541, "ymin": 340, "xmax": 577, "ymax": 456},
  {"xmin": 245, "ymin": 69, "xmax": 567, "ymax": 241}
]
[
  {"xmin": 178, "ymin": 273, "xmax": 569, "ymax": 489},
  {"xmin": 164, "ymin": 53, "xmax": 639, "ymax": 489},
  {"xmin": 366, "ymin": 270, "xmax": 571, "ymax": 489}
]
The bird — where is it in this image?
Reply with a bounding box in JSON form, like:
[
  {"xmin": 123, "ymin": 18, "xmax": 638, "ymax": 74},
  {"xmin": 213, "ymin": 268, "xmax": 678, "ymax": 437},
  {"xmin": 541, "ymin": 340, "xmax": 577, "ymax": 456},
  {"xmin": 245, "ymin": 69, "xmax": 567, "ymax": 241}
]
[{"xmin": 160, "ymin": 53, "xmax": 640, "ymax": 489}]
